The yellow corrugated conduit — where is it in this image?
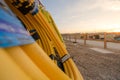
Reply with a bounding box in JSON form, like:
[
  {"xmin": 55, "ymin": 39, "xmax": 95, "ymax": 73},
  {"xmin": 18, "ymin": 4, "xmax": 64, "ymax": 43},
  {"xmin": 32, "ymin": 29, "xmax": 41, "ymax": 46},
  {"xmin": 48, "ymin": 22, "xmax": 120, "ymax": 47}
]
[{"xmin": 2, "ymin": 0, "xmax": 84, "ymax": 80}]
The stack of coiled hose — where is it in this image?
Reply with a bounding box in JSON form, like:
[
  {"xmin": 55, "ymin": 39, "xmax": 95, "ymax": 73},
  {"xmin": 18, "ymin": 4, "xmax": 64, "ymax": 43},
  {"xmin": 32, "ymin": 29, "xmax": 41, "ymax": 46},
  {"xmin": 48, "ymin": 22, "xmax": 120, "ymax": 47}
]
[{"xmin": 0, "ymin": 0, "xmax": 83, "ymax": 80}]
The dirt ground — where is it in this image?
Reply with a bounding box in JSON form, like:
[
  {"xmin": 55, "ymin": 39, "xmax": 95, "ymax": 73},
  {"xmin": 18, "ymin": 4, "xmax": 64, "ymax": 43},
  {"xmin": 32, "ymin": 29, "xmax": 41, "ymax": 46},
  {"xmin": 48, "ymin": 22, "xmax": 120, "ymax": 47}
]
[{"xmin": 65, "ymin": 40, "xmax": 120, "ymax": 80}]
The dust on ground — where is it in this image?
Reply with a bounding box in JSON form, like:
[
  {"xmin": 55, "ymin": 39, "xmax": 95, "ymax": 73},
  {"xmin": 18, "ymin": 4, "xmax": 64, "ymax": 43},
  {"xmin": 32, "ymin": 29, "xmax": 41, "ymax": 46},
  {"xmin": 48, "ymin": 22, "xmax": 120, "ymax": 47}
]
[{"xmin": 65, "ymin": 40, "xmax": 120, "ymax": 80}]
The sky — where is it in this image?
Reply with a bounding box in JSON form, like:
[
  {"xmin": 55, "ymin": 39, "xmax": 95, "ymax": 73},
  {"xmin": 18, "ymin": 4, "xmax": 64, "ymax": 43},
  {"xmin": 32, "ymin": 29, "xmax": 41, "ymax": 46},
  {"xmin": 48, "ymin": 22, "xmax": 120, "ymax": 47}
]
[{"xmin": 41, "ymin": 0, "xmax": 120, "ymax": 33}]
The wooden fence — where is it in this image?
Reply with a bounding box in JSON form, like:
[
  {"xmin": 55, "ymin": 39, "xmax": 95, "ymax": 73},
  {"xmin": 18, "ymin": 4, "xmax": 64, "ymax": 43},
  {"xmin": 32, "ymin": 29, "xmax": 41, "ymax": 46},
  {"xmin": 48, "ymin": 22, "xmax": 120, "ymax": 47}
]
[{"xmin": 62, "ymin": 32, "xmax": 120, "ymax": 49}]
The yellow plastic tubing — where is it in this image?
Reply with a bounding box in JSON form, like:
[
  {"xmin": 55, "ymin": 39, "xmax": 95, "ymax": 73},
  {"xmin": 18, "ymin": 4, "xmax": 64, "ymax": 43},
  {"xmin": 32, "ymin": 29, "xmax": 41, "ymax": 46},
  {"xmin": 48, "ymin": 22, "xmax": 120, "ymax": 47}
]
[
  {"xmin": 5, "ymin": 0, "xmax": 83, "ymax": 80},
  {"xmin": 41, "ymin": 9, "xmax": 63, "ymax": 42},
  {"xmin": 20, "ymin": 42, "xmax": 72, "ymax": 80},
  {"xmin": 34, "ymin": 11, "xmax": 84, "ymax": 80},
  {"xmin": 0, "ymin": 48, "xmax": 32, "ymax": 80},
  {"xmin": 34, "ymin": 9, "xmax": 84, "ymax": 80},
  {"xmin": 5, "ymin": 46, "xmax": 50, "ymax": 80},
  {"xmin": 5, "ymin": 0, "xmax": 56, "ymax": 63}
]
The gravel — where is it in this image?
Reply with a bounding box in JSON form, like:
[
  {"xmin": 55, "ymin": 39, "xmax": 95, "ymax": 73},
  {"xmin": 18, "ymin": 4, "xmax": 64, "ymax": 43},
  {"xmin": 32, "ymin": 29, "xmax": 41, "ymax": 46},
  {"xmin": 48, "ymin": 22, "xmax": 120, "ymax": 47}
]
[{"xmin": 65, "ymin": 40, "xmax": 120, "ymax": 80}]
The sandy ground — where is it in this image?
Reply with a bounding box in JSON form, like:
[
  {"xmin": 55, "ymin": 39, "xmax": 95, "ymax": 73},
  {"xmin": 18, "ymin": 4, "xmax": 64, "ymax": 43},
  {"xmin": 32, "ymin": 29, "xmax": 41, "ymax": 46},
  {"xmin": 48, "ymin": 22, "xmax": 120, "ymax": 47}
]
[{"xmin": 65, "ymin": 40, "xmax": 120, "ymax": 80}]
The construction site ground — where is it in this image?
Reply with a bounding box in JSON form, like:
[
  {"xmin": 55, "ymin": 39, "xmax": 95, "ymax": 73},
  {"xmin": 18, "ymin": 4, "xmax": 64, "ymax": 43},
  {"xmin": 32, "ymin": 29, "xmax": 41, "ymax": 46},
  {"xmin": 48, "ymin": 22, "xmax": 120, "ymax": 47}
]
[{"xmin": 65, "ymin": 40, "xmax": 120, "ymax": 80}]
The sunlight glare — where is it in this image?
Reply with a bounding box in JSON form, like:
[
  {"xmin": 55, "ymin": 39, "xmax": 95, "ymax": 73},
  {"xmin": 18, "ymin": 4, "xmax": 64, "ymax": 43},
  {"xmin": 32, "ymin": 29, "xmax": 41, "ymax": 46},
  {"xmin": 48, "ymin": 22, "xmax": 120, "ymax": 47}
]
[{"xmin": 113, "ymin": 29, "xmax": 120, "ymax": 32}]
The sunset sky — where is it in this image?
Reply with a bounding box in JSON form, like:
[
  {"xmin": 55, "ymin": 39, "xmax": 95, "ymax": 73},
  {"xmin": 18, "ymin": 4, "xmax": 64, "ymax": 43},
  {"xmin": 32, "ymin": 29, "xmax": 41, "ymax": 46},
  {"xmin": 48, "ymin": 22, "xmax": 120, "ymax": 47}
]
[{"xmin": 41, "ymin": 0, "xmax": 120, "ymax": 33}]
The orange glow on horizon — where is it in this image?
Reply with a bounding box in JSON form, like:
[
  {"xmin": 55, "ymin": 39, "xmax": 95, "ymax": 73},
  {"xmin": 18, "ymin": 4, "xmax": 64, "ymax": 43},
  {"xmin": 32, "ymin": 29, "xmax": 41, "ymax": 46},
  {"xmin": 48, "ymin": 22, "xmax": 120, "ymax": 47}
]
[{"xmin": 113, "ymin": 29, "xmax": 120, "ymax": 32}]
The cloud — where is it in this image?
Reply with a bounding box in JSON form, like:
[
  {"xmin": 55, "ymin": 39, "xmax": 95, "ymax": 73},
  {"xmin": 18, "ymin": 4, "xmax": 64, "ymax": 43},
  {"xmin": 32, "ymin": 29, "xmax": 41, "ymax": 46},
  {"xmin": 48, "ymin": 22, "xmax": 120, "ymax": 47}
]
[{"xmin": 42, "ymin": 0, "xmax": 120, "ymax": 33}]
